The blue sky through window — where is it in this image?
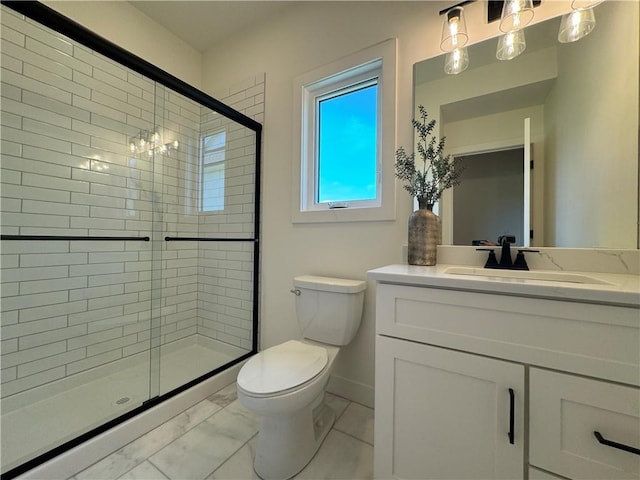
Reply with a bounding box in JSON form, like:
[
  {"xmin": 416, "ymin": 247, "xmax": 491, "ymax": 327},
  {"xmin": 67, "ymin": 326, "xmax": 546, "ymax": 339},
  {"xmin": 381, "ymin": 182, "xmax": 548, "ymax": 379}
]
[{"xmin": 317, "ymin": 83, "xmax": 378, "ymax": 203}]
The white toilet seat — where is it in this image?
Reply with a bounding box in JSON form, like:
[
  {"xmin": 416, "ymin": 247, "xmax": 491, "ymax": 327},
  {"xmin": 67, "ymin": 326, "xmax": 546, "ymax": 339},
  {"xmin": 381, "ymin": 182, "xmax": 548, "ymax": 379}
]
[{"xmin": 237, "ymin": 340, "xmax": 328, "ymax": 396}]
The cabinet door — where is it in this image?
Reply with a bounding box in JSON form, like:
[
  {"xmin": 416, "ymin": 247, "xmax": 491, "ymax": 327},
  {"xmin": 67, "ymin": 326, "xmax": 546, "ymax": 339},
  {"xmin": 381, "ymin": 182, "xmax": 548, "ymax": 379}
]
[
  {"xmin": 530, "ymin": 368, "xmax": 640, "ymax": 479},
  {"xmin": 375, "ymin": 335, "xmax": 524, "ymax": 479}
]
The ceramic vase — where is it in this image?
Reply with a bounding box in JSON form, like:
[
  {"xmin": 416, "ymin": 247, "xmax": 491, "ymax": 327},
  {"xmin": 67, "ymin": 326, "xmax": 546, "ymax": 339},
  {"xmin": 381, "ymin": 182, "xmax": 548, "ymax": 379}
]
[{"xmin": 408, "ymin": 197, "xmax": 441, "ymax": 266}]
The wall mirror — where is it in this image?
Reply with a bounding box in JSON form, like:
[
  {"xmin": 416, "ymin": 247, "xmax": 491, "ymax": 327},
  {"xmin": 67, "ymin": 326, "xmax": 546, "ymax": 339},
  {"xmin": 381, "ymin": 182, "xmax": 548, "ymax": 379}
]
[{"xmin": 414, "ymin": 0, "xmax": 638, "ymax": 248}]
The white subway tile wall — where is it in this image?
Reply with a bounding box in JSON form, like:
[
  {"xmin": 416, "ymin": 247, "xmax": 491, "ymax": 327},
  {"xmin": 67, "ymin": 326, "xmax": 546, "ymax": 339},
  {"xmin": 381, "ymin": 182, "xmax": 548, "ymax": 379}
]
[{"xmin": 0, "ymin": 7, "xmax": 264, "ymax": 398}]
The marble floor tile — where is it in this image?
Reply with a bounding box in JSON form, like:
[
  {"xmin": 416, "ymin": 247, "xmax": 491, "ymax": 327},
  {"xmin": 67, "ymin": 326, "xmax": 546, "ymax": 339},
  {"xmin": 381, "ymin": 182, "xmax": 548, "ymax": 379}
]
[
  {"xmin": 294, "ymin": 429, "xmax": 374, "ymax": 480},
  {"xmin": 149, "ymin": 400, "xmax": 260, "ymax": 480},
  {"xmin": 117, "ymin": 461, "xmax": 168, "ymax": 480},
  {"xmin": 207, "ymin": 435, "xmax": 259, "ymax": 480},
  {"xmin": 325, "ymin": 393, "xmax": 350, "ymax": 421},
  {"xmin": 207, "ymin": 382, "xmax": 237, "ymax": 408},
  {"xmin": 333, "ymin": 402, "xmax": 374, "ymax": 445}
]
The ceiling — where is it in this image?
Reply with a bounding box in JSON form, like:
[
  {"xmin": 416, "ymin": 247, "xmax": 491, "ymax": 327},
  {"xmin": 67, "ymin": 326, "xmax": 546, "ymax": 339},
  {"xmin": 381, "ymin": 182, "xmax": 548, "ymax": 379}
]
[{"xmin": 129, "ymin": 1, "xmax": 292, "ymax": 52}]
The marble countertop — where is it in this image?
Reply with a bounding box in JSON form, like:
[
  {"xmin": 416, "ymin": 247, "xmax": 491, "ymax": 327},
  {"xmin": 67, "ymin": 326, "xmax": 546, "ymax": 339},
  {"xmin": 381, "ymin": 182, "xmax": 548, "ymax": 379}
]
[{"xmin": 368, "ymin": 264, "xmax": 640, "ymax": 307}]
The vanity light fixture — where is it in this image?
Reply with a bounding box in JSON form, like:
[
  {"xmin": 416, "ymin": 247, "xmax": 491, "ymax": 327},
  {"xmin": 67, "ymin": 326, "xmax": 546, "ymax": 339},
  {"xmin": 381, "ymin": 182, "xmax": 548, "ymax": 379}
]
[
  {"xmin": 444, "ymin": 47, "xmax": 470, "ymax": 74},
  {"xmin": 558, "ymin": 5, "xmax": 597, "ymax": 43},
  {"xmin": 495, "ymin": 0, "xmax": 532, "ymax": 61},
  {"xmin": 496, "ymin": 29, "xmax": 526, "ymax": 60},
  {"xmin": 440, "ymin": 6, "xmax": 469, "ymax": 52},
  {"xmin": 440, "ymin": 4, "xmax": 470, "ymax": 75},
  {"xmin": 499, "ymin": 0, "xmax": 535, "ymax": 32}
]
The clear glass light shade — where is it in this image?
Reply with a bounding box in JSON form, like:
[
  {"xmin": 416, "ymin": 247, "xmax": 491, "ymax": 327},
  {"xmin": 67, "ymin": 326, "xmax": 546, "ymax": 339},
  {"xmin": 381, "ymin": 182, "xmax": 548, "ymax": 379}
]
[
  {"xmin": 558, "ymin": 7, "xmax": 596, "ymax": 43},
  {"xmin": 440, "ymin": 6, "xmax": 468, "ymax": 52},
  {"xmin": 444, "ymin": 47, "xmax": 469, "ymax": 75},
  {"xmin": 496, "ymin": 29, "xmax": 526, "ymax": 60},
  {"xmin": 571, "ymin": 0, "xmax": 604, "ymax": 9},
  {"xmin": 500, "ymin": 0, "xmax": 535, "ymax": 32}
]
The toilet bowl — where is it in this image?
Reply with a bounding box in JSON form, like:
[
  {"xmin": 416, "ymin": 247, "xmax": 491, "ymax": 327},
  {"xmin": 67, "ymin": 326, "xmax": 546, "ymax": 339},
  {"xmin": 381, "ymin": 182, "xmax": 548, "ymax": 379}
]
[
  {"xmin": 237, "ymin": 340, "xmax": 339, "ymax": 479},
  {"xmin": 236, "ymin": 275, "xmax": 366, "ymax": 480}
]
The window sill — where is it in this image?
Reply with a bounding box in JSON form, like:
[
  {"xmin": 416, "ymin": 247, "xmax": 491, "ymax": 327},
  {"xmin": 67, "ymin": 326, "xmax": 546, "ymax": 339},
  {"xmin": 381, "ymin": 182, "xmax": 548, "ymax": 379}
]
[{"xmin": 291, "ymin": 202, "xmax": 395, "ymax": 224}]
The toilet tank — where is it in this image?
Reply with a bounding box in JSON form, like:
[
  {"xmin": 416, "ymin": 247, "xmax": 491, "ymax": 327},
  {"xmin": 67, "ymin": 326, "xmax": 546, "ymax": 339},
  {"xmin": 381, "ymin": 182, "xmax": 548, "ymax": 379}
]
[{"xmin": 293, "ymin": 275, "xmax": 366, "ymax": 346}]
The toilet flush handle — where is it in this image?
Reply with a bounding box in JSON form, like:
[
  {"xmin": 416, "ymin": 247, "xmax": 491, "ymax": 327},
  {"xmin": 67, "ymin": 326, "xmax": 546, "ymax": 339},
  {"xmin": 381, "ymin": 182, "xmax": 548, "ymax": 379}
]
[{"xmin": 290, "ymin": 288, "xmax": 301, "ymax": 296}]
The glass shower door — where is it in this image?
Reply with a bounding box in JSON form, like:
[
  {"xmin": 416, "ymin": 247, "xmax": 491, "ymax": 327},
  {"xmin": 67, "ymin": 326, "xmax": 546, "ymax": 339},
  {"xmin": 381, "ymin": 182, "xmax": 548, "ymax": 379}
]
[
  {"xmin": 153, "ymin": 85, "xmax": 257, "ymax": 396},
  {"xmin": 0, "ymin": 6, "xmax": 161, "ymax": 473},
  {"xmin": 0, "ymin": 3, "xmax": 260, "ymax": 477}
]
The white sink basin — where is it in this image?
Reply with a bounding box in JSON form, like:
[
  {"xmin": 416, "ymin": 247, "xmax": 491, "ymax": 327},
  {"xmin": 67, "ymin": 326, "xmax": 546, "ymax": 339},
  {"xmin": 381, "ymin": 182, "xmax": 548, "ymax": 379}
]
[{"xmin": 443, "ymin": 266, "xmax": 615, "ymax": 285}]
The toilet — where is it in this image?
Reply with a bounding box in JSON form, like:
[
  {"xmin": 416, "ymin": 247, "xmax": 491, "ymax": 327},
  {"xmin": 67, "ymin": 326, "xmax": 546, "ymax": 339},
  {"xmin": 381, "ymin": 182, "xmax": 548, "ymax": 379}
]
[{"xmin": 236, "ymin": 275, "xmax": 366, "ymax": 480}]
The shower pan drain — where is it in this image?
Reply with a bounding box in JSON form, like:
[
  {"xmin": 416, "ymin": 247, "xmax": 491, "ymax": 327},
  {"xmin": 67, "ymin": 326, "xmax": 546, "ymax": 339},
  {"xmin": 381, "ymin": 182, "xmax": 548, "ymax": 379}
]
[{"xmin": 115, "ymin": 396, "xmax": 131, "ymax": 405}]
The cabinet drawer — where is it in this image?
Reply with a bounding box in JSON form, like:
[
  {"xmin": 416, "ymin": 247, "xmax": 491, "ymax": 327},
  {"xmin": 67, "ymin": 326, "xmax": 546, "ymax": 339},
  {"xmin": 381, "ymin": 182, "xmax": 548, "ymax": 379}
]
[
  {"xmin": 376, "ymin": 283, "xmax": 639, "ymax": 386},
  {"xmin": 530, "ymin": 368, "xmax": 640, "ymax": 479}
]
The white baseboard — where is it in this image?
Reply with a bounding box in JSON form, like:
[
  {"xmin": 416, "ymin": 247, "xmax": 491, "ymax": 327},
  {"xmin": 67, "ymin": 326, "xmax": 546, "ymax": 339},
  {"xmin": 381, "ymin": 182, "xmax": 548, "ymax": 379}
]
[{"xmin": 326, "ymin": 374, "xmax": 374, "ymax": 408}]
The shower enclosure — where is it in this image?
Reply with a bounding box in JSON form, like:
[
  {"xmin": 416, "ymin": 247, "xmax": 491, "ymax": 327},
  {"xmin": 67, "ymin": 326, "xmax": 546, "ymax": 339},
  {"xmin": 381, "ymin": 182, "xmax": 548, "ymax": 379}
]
[{"xmin": 0, "ymin": 3, "xmax": 261, "ymax": 478}]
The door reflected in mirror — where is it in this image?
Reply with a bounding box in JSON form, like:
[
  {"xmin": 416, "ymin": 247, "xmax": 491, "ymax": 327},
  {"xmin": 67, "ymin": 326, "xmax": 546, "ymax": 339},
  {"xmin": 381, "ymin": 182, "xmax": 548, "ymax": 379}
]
[
  {"xmin": 453, "ymin": 147, "xmax": 524, "ymax": 246},
  {"xmin": 413, "ymin": 0, "xmax": 639, "ymax": 249}
]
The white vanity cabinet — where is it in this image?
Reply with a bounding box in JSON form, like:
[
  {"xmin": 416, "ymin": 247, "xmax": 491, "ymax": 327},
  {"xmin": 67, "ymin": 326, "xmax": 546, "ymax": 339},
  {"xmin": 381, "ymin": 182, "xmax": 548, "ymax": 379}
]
[{"xmin": 370, "ymin": 267, "xmax": 640, "ymax": 480}]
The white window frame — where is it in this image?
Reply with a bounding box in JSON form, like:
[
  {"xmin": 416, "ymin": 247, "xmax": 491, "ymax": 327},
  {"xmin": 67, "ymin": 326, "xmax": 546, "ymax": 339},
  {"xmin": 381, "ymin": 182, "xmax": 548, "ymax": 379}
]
[
  {"xmin": 304, "ymin": 69, "xmax": 380, "ymax": 211},
  {"xmin": 292, "ymin": 38, "xmax": 397, "ymax": 223}
]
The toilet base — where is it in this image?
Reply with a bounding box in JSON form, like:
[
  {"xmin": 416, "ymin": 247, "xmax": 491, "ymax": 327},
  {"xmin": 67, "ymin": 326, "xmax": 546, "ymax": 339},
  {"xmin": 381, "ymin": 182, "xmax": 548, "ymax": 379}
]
[{"xmin": 253, "ymin": 394, "xmax": 335, "ymax": 480}]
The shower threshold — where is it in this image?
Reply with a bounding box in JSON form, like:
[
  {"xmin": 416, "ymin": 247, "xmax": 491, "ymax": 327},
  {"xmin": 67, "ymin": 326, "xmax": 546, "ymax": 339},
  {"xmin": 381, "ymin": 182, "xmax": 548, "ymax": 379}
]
[{"xmin": 0, "ymin": 336, "xmax": 246, "ymax": 475}]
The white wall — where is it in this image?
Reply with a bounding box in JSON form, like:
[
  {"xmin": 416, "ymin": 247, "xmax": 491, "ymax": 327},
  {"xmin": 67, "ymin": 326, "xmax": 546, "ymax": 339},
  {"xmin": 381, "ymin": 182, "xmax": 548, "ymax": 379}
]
[{"xmin": 43, "ymin": 1, "xmax": 203, "ymax": 88}]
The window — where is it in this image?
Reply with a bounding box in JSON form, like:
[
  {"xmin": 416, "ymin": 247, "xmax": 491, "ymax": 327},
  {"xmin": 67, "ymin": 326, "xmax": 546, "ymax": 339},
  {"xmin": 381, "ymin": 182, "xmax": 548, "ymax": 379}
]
[
  {"xmin": 292, "ymin": 39, "xmax": 396, "ymax": 223},
  {"xmin": 201, "ymin": 130, "xmax": 226, "ymax": 211},
  {"xmin": 317, "ymin": 80, "xmax": 378, "ymax": 205}
]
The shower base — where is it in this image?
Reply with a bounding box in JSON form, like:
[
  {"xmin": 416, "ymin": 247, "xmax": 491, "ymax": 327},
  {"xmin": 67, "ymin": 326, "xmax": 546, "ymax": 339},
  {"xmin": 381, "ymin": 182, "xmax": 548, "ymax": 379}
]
[{"xmin": 0, "ymin": 335, "xmax": 246, "ymax": 475}]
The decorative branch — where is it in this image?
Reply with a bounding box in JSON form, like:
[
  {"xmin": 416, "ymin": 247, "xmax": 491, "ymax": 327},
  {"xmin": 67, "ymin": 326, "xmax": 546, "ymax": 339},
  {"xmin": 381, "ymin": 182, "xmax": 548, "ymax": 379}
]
[{"xmin": 395, "ymin": 105, "xmax": 463, "ymax": 207}]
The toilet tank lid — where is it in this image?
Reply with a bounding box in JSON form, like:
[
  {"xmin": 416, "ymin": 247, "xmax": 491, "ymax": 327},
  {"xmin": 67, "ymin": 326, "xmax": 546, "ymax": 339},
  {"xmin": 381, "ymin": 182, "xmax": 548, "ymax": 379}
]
[{"xmin": 294, "ymin": 275, "xmax": 366, "ymax": 293}]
